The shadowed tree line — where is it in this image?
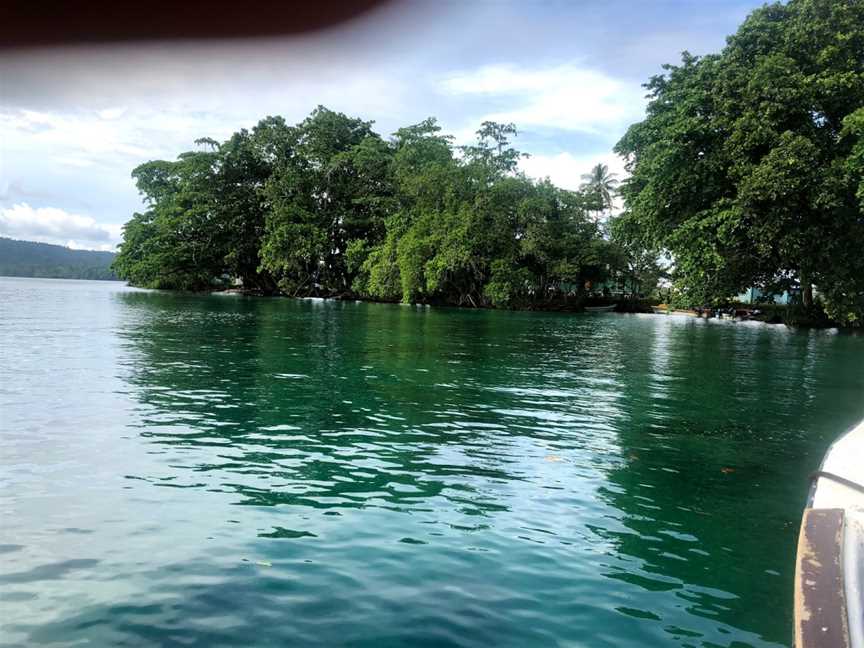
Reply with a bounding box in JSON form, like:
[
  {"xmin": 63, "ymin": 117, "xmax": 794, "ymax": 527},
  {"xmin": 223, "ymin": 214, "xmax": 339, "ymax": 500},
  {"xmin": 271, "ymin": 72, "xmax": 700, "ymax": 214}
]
[{"xmin": 113, "ymin": 113, "xmax": 658, "ymax": 309}]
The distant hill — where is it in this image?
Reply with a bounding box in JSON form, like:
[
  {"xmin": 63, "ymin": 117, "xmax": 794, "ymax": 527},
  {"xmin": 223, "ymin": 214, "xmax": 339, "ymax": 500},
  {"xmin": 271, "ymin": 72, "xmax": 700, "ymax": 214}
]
[{"xmin": 0, "ymin": 237, "xmax": 118, "ymax": 280}]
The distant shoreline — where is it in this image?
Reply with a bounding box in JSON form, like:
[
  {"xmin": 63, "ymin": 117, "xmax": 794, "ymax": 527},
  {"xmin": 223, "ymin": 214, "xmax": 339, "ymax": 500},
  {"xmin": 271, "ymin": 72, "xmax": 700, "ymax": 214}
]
[
  {"xmin": 0, "ymin": 274, "xmax": 121, "ymax": 282},
  {"xmin": 0, "ymin": 238, "xmax": 117, "ymax": 281}
]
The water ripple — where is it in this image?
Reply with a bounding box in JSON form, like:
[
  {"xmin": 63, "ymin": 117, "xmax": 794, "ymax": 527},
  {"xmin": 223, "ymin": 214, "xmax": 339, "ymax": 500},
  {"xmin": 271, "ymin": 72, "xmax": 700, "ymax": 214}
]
[{"xmin": 2, "ymin": 279, "xmax": 863, "ymax": 647}]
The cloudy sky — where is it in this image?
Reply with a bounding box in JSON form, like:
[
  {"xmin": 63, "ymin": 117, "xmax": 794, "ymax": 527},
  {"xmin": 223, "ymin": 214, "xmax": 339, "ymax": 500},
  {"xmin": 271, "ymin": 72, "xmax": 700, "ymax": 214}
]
[{"xmin": 0, "ymin": 0, "xmax": 765, "ymax": 251}]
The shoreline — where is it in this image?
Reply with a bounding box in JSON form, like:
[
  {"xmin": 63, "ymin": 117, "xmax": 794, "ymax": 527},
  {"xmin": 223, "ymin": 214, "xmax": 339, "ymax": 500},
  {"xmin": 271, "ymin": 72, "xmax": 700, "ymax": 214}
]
[{"xmin": 208, "ymin": 286, "xmax": 850, "ymax": 330}]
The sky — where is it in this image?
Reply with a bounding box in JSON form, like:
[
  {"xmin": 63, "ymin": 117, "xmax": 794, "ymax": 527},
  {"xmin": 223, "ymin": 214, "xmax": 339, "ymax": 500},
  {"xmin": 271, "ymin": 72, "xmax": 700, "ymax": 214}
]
[{"xmin": 0, "ymin": 0, "xmax": 767, "ymax": 251}]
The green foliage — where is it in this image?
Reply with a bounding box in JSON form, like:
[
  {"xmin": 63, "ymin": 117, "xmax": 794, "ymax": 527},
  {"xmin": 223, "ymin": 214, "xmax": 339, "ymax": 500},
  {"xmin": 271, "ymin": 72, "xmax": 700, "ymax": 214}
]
[
  {"xmin": 615, "ymin": 0, "xmax": 864, "ymax": 324},
  {"xmin": 114, "ymin": 129, "xmax": 279, "ymax": 291},
  {"xmin": 257, "ymin": 107, "xmax": 395, "ymax": 296},
  {"xmin": 484, "ymin": 260, "xmax": 534, "ymax": 308},
  {"xmin": 608, "ymin": 213, "xmax": 668, "ymax": 299},
  {"xmin": 113, "ymin": 108, "xmax": 657, "ymax": 309}
]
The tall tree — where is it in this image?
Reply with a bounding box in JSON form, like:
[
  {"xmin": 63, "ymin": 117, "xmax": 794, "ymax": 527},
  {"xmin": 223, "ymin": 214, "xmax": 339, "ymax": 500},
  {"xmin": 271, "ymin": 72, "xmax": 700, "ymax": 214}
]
[
  {"xmin": 114, "ymin": 125, "xmax": 280, "ymax": 291},
  {"xmin": 460, "ymin": 121, "xmax": 526, "ymax": 177},
  {"xmin": 615, "ymin": 0, "xmax": 864, "ymax": 324},
  {"xmin": 259, "ymin": 106, "xmax": 393, "ymax": 296},
  {"xmin": 580, "ymin": 163, "xmax": 618, "ymax": 219},
  {"xmin": 114, "ymin": 150, "xmax": 224, "ymax": 290}
]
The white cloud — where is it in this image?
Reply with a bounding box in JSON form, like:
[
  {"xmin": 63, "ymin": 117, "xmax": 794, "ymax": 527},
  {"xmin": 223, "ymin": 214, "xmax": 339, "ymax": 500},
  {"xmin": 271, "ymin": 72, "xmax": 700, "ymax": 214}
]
[
  {"xmin": 1, "ymin": 109, "xmax": 166, "ymax": 162},
  {"xmin": 0, "ymin": 49, "xmax": 415, "ymax": 226},
  {"xmin": 97, "ymin": 107, "xmax": 128, "ymax": 121},
  {"xmin": 519, "ymin": 150, "xmax": 628, "ymax": 217},
  {"xmin": 0, "ymin": 203, "xmax": 121, "ymax": 251},
  {"xmin": 66, "ymin": 239, "xmax": 116, "ymax": 252},
  {"xmin": 519, "ymin": 151, "xmax": 627, "ymax": 191},
  {"xmin": 54, "ymin": 156, "xmax": 96, "ymax": 169},
  {"xmin": 440, "ymin": 63, "xmax": 646, "ymax": 135}
]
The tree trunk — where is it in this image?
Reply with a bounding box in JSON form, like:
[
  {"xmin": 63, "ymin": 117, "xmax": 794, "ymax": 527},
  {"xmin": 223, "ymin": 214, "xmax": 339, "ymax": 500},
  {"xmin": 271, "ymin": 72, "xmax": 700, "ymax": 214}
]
[{"xmin": 800, "ymin": 270, "xmax": 813, "ymax": 308}]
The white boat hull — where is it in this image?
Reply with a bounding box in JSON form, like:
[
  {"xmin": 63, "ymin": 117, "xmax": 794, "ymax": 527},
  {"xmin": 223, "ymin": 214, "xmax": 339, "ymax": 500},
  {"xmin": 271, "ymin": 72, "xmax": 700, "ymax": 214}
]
[{"xmin": 795, "ymin": 419, "xmax": 864, "ymax": 648}]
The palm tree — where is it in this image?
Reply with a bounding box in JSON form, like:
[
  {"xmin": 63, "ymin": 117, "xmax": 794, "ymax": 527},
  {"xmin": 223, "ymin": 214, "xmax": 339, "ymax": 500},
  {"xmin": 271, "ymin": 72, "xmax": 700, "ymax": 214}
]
[{"xmin": 580, "ymin": 163, "xmax": 619, "ymax": 219}]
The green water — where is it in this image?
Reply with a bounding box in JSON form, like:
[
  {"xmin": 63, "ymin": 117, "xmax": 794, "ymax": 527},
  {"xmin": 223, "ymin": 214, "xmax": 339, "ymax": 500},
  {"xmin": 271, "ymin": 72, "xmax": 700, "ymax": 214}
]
[{"xmin": 1, "ymin": 277, "xmax": 863, "ymax": 647}]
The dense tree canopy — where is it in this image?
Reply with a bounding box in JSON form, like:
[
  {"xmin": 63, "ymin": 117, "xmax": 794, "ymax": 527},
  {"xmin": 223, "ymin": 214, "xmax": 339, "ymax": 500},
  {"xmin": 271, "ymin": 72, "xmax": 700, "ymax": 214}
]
[
  {"xmin": 615, "ymin": 0, "xmax": 864, "ymax": 324},
  {"xmin": 114, "ymin": 107, "xmax": 654, "ymax": 309}
]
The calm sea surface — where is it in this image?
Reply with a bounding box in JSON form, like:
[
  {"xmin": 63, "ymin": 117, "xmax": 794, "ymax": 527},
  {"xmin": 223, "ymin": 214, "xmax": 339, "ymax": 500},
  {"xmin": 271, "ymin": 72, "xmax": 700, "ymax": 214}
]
[{"xmin": 2, "ymin": 276, "xmax": 863, "ymax": 647}]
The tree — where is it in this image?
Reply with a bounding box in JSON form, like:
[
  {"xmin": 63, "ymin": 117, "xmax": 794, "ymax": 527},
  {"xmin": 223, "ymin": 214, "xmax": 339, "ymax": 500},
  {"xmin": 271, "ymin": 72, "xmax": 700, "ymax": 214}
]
[
  {"xmin": 580, "ymin": 163, "xmax": 619, "ymax": 220},
  {"xmin": 607, "ymin": 213, "xmax": 668, "ymax": 298},
  {"xmin": 460, "ymin": 121, "xmax": 527, "ymax": 176},
  {"xmin": 259, "ymin": 106, "xmax": 393, "ymax": 296},
  {"xmin": 615, "ymin": 0, "xmax": 864, "ymax": 324},
  {"xmin": 113, "ymin": 151, "xmax": 225, "ymax": 290},
  {"xmin": 114, "ymin": 124, "xmax": 280, "ymax": 291},
  {"xmin": 113, "ymin": 107, "xmax": 636, "ymax": 314}
]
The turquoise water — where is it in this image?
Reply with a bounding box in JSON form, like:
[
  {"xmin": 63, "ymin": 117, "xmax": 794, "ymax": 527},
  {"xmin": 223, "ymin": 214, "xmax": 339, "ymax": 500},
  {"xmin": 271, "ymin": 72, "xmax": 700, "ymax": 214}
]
[{"xmin": 1, "ymin": 276, "xmax": 863, "ymax": 647}]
